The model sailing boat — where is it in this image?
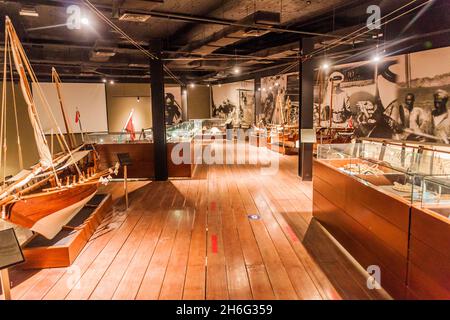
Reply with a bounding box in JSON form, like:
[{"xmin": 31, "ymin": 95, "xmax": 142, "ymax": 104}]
[{"xmin": 0, "ymin": 17, "xmax": 118, "ymax": 239}]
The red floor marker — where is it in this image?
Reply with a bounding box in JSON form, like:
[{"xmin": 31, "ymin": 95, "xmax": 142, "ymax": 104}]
[
  {"xmin": 286, "ymin": 226, "xmax": 299, "ymax": 242},
  {"xmin": 211, "ymin": 234, "xmax": 218, "ymax": 253}
]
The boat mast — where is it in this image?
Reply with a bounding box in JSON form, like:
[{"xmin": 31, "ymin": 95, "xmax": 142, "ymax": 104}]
[{"xmin": 52, "ymin": 68, "xmax": 76, "ymax": 149}]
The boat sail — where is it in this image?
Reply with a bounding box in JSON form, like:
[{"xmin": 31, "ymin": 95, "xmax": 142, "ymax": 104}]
[{"xmin": 1, "ymin": 17, "xmax": 118, "ymax": 239}]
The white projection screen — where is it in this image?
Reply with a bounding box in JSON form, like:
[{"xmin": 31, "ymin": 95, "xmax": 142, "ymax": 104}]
[{"xmin": 32, "ymin": 83, "xmax": 108, "ymax": 133}]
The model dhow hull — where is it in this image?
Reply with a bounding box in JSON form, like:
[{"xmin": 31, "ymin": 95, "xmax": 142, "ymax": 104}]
[{"xmin": 7, "ymin": 183, "xmax": 98, "ymax": 239}]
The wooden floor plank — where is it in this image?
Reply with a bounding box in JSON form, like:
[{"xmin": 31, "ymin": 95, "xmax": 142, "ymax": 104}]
[
  {"xmin": 233, "ymin": 165, "xmax": 298, "ymax": 300},
  {"xmin": 135, "ymin": 210, "xmax": 182, "ymax": 299},
  {"xmin": 205, "ymin": 165, "xmax": 229, "ymax": 300},
  {"xmin": 65, "ymin": 213, "xmax": 142, "ymax": 300},
  {"xmin": 183, "ymin": 167, "xmax": 208, "ymax": 300},
  {"xmin": 217, "ymin": 165, "xmax": 252, "ymax": 300}
]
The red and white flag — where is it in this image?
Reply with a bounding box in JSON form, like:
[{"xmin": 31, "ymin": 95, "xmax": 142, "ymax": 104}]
[{"xmin": 124, "ymin": 109, "xmax": 136, "ymax": 141}]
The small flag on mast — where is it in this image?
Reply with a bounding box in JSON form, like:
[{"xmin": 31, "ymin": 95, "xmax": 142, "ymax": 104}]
[
  {"xmin": 75, "ymin": 108, "xmax": 84, "ymax": 142},
  {"xmin": 75, "ymin": 110, "xmax": 80, "ymax": 123},
  {"xmin": 124, "ymin": 109, "xmax": 136, "ymax": 141}
]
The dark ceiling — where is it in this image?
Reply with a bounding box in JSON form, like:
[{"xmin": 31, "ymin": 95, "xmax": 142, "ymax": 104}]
[{"xmin": 0, "ymin": 0, "xmax": 448, "ymax": 84}]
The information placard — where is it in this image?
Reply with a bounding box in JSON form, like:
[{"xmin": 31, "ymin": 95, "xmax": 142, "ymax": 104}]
[
  {"xmin": 117, "ymin": 153, "xmax": 133, "ymax": 166},
  {"xmin": 0, "ymin": 228, "xmax": 25, "ymax": 270}
]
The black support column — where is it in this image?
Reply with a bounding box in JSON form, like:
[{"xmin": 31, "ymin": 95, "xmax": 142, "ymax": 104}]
[
  {"xmin": 150, "ymin": 40, "xmax": 168, "ymax": 181},
  {"xmin": 254, "ymin": 76, "xmax": 261, "ymax": 123},
  {"xmin": 298, "ymin": 38, "xmax": 315, "ymax": 181}
]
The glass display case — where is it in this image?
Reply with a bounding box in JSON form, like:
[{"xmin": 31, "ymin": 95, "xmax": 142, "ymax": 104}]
[
  {"xmin": 316, "ymin": 140, "xmax": 450, "ymax": 202},
  {"xmin": 87, "ymin": 129, "xmax": 153, "ymax": 144},
  {"xmin": 191, "ymin": 118, "xmax": 226, "ymax": 135}
]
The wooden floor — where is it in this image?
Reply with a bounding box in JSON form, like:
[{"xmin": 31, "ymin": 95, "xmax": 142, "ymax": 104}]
[{"xmin": 0, "ymin": 143, "xmax": 390, "ymax": 300}]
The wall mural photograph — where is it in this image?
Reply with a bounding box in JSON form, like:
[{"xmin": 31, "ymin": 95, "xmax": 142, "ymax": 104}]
[
  {"xmin": 314, "ymin": 46, "xmax": 450, "ymax": 144},
  {"xmin": 259, "ymin": 72, "xmax": 299, "ymax": 126},
  {"xmin": 211, "ymin": 81, "xmax": 254, "ymax": 127},
  {"xmin": 165, "ymin": 86, "xmax": 183, "ymax": 126}
]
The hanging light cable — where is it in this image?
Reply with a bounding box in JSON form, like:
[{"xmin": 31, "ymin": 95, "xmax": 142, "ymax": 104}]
[{"xmin": 82, "ymin": 0, "xmax": 185, "ymax": 86}]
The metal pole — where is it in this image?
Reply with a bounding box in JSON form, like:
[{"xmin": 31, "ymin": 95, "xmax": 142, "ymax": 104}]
[{"xmin": 124, "ymin": 165, "xmax": 128, "ymax": 210}]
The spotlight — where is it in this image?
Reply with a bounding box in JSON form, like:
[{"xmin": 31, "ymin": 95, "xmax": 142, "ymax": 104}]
[
  {"xmin": 257, "ymin": 88, "xmax": 261, "ymax": 92},
  {"xmin": 190, "ymin": 83, "xmax": 195, "ymax": 88},
  {"xmin": 102, "ymin": 78, "xmax": 107, "ymax": 83},
  {"xmin": 109, "ymin": 80, "xmax": 115, "ymax": 84},
  {"xmin": 218, "ymin": 84, "xmax": 222, "ymax": 87},
  {"xmin": 81, "ymin": 17, "xmax": 89, "ymax": 26},
  {"xmin": 372, "ymin": 54, "xmax": 381, "ymax": 63},
  {"xmin": 206, "ymin": 84, "xmax": 210, "ymax": 87},
  {"xmin": 269, "ymin": 86, "xmax": 272, "ymax": 90},
  {"xmin": 321, "ymin": 63, "xmax": 330, "ymax": 70},
  {"xmin": 233, "ymin": 66, "xmax": 241, "ymax": 74},
  {"xmin": 275, "ymin": 82, "xmax": 279, "ymax": 87},
  {"xmin": 182, "ymin": 89, "xmax": 187, "ymax": 95},
  {"xmin": 262, "ymin": 88, "xmax": 266, "ymax": 92}
]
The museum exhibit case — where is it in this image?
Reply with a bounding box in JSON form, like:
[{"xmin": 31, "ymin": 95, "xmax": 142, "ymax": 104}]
[
  {"xmin": 192, "ymin": 118, "xmax": 227, "ymax": 138},
  {"xmin": 408, "ymin": 176, "xmax": 450, "ymax": 299},
  {"xmin": 90, "ymin": 123, "xmax": 198, "ymax": 179},
  {"xmin": 166, "ymin": 122, "xmax": 198, "ymax": 178},
  {"xmin": 313, "ymin": 139, "xmax": 450, "ymax": 299},
  {"xmin": 266, "ymin": 124, "xmax": 299, "ymax": 155},
  {"xmin": 89, "ymin": 131, "xmax": 155, "ymax": 179}
]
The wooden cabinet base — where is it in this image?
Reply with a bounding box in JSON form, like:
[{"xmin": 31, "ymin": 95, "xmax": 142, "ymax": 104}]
[
  {"xmin": 20, "ymin": 194, "xmax": 112, "ymax": 269},
  {"xmin": 313, "ymin": 159, "xmax": 409, "ymax": 299},
  {"xmin": 408, "ymin": 206, "xmax": 450, "ymax": 299}
]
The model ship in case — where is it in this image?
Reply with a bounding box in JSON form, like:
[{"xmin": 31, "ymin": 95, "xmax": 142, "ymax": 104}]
[{"xmin": 0, "ymin": 17, "xmax": 118, "ymax": 240}]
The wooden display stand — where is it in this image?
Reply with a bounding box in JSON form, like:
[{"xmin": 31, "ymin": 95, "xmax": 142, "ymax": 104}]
[
  {"xmin": 20, "ymin": 193, "xmax": 112, "ymax": 269},
  {"xmin": 313, "ymin": 159, "xmax": 410, "ymax": 299},
  {"xmin": 407, "ymin": 206, "xmax": 450, "ymax": 299}
]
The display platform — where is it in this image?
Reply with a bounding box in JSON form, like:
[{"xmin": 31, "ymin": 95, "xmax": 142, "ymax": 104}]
[{"xmin": 21, "ymin": 193, "xmax": 112, "ymax": 269}]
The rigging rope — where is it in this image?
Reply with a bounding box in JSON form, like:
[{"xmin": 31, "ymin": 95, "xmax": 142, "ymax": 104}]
[
  {"xmin": 8, "ymin": 44, "xmax": 24, "ymax": 170},
  {"xmin": 1, "ymin": 30, "xmax": 8, "ymax": 183}
]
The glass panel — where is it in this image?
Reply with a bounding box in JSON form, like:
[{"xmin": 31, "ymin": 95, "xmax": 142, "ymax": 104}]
[
  {"xmin": 87, "ymin": 130, "xmax": 152, "ymax": 144},
  {"xmin": 422, "ymin": 176, "xmax": 450, "ymax": 220},
  {"xmin": 166, "ymin": 120, "xmax": 198, "ymax": 142}
]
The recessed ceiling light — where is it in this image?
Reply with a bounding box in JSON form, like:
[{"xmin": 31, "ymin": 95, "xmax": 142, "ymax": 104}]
[
  {"xmin": 102, "ymin": 78, "xmax": 107, "ymax": 83},
  {"xmin": 233, "ymin": 66, "xmax": 241, "ymax": 74},
  {"xmin": 190, "ymin": 83, "xmax": 195, "ymax": 88},
  {"xmin": 109, "ymin": 80, "xmax": 115, "ymax": 84}
]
